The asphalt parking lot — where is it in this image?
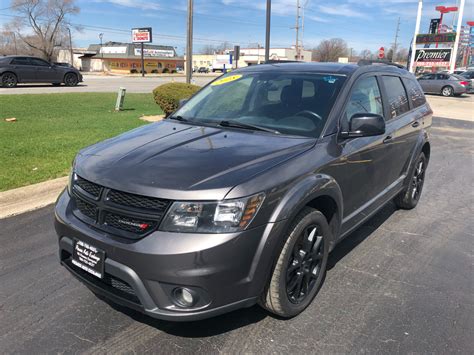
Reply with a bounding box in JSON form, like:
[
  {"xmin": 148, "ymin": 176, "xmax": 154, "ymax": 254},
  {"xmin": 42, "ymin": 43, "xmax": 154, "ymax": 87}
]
[
  {"xmin": 0, "ymin": 74, "xmax": 216, "ymax": 95},
  {"xmin": 0, "ymin": 117, "xmax": 472, "ymax": 353}
]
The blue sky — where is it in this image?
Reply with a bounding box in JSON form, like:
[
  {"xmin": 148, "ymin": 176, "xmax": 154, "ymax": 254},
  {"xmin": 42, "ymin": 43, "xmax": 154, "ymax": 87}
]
[{"xmin": 1, "ymin": 0, "xmax": 472, "ymax": 54}]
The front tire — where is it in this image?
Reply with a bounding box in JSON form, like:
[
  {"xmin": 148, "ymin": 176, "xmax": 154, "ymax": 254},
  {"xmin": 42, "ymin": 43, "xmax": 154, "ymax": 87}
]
[
  {"xmin": 259, "ymin": 207, "xmax": 330, "ymax": 318},
  {"xmin": 441, "ymin": 85, "xmax": 454, "ymax": 97},
  {"xmin": 1, "ymin": 72, "xmax": 18, "ymax": 88},
  {"xmin": 394, "ymin": 152, "xmax": 427, "ymax": 209},
  {"xmin": 64, "ymin": 73, "xmax": 78, "ymax": 86}
]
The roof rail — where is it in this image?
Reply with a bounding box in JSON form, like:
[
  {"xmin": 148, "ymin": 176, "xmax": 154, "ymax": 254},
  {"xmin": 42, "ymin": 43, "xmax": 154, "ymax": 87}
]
[
  {"xmin": 264, "ymin": 60, "xmax": 303, "ymax": 64},
  {"xmin": 357, "ymin": 59, "xmax": 406, "ymax": 70}
]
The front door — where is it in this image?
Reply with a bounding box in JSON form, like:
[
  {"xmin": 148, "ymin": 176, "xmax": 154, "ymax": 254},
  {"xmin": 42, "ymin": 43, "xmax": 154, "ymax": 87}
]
[
  {"xmin": 29, "ymin": 58, "xmax": 58, "ymax": 83},
  {"xmin": 322, "ymin": 75, "xmax": 392, "ymax": 226}
]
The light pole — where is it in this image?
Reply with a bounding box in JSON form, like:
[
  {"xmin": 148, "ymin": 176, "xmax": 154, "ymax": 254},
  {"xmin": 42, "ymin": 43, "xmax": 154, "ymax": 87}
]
[
  {"xmin": 99, "ymin": 33, "xmax": 104, "ymax": 72},
  {"xmin": 67, "ymin": 27, "xmax": 74, "ymax": 67},
  {"xmin": 410, "ymin": 0, "xmax": 423, "ymax": 73},
  {"xmin": 186, "ymin": 0, "xmax": 193, "ymax": 84},
  {"xmin": 265, "ymin": 0, "xmax": 271, "ymax": 62}
]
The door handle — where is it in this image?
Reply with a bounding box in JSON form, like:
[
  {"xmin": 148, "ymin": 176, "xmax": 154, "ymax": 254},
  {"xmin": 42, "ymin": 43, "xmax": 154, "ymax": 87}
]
[
  {"xmin": 412, "ymin": 121, "xmax": 420, "ymax": 128},
  {"xmin": 383, "ymin": 135, "xmax": 393, "ymax": 144}
]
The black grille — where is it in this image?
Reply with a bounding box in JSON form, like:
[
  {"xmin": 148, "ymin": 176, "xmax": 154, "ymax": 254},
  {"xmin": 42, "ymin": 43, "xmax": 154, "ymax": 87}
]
[
  {"xmin": 107, "ymin": 189, "xmax": 169, "ymax": 211},
  {"xmin": 75, "ymin": 176, "xmax": 102, "ymax": 198},
  {"xmin": 104, "ymin": 213, "xmax": 156, "ymax": 234},
  {"xmin": 64, "ymin": 258, "xmax": 140, "ymax": 304},
  {"xmin": 71, "ymin": 175, "xmax": 170, "ymax": 239},
  {"xmin": 75, "ymin": 197, "xmax": 97, "ymax": 220}
]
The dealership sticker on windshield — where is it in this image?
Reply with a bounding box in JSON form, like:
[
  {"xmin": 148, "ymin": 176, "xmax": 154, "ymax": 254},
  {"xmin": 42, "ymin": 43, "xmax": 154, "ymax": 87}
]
[{"xmin": 211, "ymin": 74, "xmax": 243, "ymax": 86}]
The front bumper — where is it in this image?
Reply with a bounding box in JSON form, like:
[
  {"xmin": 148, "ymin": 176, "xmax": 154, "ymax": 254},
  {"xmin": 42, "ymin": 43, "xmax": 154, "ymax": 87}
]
[{"xmin": 55, "ymin": 190, "xmax": 286, "ymax": 321}]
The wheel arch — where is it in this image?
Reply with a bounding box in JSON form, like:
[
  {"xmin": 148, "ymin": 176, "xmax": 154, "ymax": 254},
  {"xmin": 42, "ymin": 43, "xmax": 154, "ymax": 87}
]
[{"xmin": 63, "ymin": 71, "xmax": 78, "ymax": 81}]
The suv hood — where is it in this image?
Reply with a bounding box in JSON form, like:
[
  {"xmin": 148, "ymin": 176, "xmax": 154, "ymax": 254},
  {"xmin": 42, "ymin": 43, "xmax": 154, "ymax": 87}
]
[{"xmin": 75, "ymin": 120, "xmax": 314, "ymax": 200}]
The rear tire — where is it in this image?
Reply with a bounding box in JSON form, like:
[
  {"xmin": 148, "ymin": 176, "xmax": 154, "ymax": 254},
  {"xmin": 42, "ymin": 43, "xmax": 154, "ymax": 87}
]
[
  {"xmin": 259, "ymin": 207, "xmax": 330, "ymax": 318},
  {"xmin": 441, "ymin": 85, "xmax": 454, "ymax": 97},
  {"xmin": 64, "ymin": 73, "xmax": 78, "ymax": 86},
  {"xmin": 1, "ymin": 72, "xmax": 18, "ymax": 88},
  {"xmin": 394, "ymin": 152, "xmax": 427, "ymax": 210}
]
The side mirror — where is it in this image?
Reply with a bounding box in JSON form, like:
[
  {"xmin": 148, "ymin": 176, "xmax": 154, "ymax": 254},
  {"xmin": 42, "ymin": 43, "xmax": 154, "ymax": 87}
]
[
  {"xmin": 340, "ymin": 113, "xmax": 385, "ymax": 138},
  {"xmin": 178, "ymin": 99, "xmax": 188, "ymax": 108}
]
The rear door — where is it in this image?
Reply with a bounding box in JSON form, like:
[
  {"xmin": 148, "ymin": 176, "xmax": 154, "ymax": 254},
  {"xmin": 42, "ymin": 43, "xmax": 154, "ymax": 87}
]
[
  {"xmin": 379, "ymin": 75, "xmax": 421, "ymax": 188},
  {"xmin": 9, "ymin": 57, "xmax": 36, "ymax": 82},
  {"xmin": 435, "ymin": 73, "xmax": 449, "ymax": 93}
]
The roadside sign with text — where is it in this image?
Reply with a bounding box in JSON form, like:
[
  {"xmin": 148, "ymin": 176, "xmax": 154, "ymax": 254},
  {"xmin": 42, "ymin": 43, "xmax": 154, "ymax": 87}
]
[
  {"xmin": 414, "ymin": 48, "xmax": 452, "ymax": 66},
  {"xmin": 378, "ymin": 47, "xmax": 385, "ymax": 59},
  {"xmin": 416, "ymin": 33, "xmax": 456, "ymax": 44},
  {"xmin": 132, "ymin": 28, "xmax": 153, "ymax": 43}
]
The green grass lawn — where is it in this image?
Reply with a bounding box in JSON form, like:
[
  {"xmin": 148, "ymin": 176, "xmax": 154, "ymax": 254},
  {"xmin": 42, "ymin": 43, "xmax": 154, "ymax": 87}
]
[{"xmin": 0, "ymin": 93, "xmax": 162, "ymax": 191}]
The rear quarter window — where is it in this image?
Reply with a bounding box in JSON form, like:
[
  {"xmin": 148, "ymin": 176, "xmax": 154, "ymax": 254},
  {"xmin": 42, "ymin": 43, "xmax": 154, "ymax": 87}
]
[{"xmin": 402, "ymin": 78, "xmax": 426, "ymax": 108}]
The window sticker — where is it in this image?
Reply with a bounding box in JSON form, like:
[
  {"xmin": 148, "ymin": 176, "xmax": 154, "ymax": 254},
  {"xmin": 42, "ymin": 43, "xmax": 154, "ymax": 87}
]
[
  {"xmin": 323, "ymin": 76, "xmax": 337, "ymax": 84},
  {"xmin": 211, "ymin": 74, "xmax": 243, "ymax": 86}
]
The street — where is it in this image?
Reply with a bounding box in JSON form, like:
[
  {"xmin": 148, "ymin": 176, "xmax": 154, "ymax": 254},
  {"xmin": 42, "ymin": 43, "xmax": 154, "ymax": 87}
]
[
  {"xmin": 0, "ymin": 117, "xmax": 472, "ymax": 353},
  {"xmin": 0, "ymin": 74, "xmax": 216, "ymax": 95}
]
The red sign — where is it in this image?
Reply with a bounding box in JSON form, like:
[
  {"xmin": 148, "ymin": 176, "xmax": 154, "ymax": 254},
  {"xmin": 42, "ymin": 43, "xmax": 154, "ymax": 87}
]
[
  {"xmin": 378, "ymin": 47, "xmax": 385, "ymax": 59},
  {"xmin": 132, "ymin": 27, "xmax": 153, "ymax": 43}
]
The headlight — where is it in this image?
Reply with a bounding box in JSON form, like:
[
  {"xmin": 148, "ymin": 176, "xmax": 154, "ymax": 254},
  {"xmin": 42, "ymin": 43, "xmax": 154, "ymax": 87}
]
[{"xmin": 160, "ymin": 193, "xmax": 265, "ymax": 233}]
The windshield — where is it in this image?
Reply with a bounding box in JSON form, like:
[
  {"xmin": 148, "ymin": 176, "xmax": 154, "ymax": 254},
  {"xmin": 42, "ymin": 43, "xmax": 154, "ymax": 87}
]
[{"xmin": 173, "ymin": 72, "xmax": 346, "ymax": 138}]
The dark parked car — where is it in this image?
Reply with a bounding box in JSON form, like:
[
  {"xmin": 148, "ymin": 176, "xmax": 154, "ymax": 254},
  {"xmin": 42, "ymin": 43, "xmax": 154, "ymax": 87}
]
[
  {"xmin": 55, "ymin": 61, "xmax": 432, "ymax": 321},
  {"xmin": 198, "ymin": 66, "xmax": 210, "ymax": 73},
  {"xmin": 0, "ymin": 55, "xmax": 82, "ymax": 87},
  {"xmin": 417, "ymin": 72, "xmax": 470, "ymax": 96}
]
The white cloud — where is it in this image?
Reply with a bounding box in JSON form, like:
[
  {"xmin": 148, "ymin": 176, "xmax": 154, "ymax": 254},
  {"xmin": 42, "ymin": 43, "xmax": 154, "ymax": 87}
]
[
  {"xmin": 317, "ymin": 4, "xmax": 368, "ymax": 18},
  {"xmin": 98, "ymin": 0, "xmax": 160, "ymax": 11}
]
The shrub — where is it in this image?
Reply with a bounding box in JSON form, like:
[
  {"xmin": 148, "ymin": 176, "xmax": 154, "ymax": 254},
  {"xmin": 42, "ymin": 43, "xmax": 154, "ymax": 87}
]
[
  {"xmin": 162, "ymin": 68, "xmax": 169, "ymax": 73},
  {"xmin": 153, "ymin": 83, "xmax": 200, "ymax": 115},
  {"xmin": 130, "ymin": 69, "xmax": 138, "ymax": 74},
  {"xmin": 151, "ymin": 69, "xmax": 159, "ymax": 74},
  {"xmin": 171, "ymin": 69, "xmax": 177, "ymax": 74}
]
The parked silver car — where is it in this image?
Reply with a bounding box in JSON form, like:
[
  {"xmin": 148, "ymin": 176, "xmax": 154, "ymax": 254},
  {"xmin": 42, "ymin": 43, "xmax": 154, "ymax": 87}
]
[
  {"xmin": 460, "ymin": 71, "xmax": 474, "ymax": 93},
  {"xmin": 417, "ymin": 73, "xmax": 470, "ymax": 96}
]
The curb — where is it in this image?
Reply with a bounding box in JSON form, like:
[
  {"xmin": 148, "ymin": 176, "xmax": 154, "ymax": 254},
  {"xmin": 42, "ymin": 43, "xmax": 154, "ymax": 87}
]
[{"xmin": 0, "ymin": 176, "xmax": 67, "ymax": 219}]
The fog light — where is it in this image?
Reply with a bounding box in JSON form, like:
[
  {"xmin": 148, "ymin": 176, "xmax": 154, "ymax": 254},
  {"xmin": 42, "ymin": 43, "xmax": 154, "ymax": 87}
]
[{"xmin": 173, "ymin": 287, "xmax": 196, "ymax": 307}]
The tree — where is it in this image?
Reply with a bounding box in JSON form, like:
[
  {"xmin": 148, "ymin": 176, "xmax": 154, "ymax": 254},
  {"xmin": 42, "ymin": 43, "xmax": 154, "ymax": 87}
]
[
  {"xmin": 312, "ymin": 38, "xmax": 349, "ymax": 62},
  {"xmin": 8, "ymin": 0, "xmax": 79, "ymax": 62}
]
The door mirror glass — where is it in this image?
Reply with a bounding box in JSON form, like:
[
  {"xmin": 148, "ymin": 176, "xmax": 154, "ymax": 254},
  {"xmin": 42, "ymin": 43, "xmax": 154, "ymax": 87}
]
[{"xmin": 340, "ymin": 113, "xmax": 385, "ymax": 138}]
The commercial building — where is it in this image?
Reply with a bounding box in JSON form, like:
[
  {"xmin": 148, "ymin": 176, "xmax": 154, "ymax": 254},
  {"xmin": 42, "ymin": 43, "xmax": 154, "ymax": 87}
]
[{"xmin": 59, "ymin": 42, "xmax": 184, "ymax": 73}]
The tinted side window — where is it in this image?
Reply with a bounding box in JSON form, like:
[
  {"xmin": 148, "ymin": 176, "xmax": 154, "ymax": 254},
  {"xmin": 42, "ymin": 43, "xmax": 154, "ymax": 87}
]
[
  {"xmin": 420, "ymin": 74, "xmax": 435, "ymax": 80},
  {"xmin": 436, "ymin": 74, "xmax": 449, "ymax": 80},
  {"xmin": 403, "ymin": 78, "xmax": 426, "ymax": 108},
  {"xmin": 381, "ymin": 76, "xmax": 410, "ymax": 119},
  {"xmin": 10, "ymin": 57, "xmax": 30, "ymax": 65},
  {"xmin": 344, "ymin": 76, "xmax": 384, "ymax": 125},
  {"xmin": 30, "ymin": 58, "xmax": 50, "ymax": 67}
]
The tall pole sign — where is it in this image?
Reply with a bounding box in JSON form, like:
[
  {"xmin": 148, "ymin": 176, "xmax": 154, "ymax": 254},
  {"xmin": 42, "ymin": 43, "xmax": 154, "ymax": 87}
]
[
  {"xmin": 132, "ymin": 27, "xmax": 153, "ymax": 77},
  {"xmin": 265, "ymin": 0, "xmax": 271, "ymax": 62},
  {"xmin": 410, "ymin": 0, "xmax": 423, "ymax": 73},
  {"xmin": 186, "ymin": 0, "xmax": 193, "ymax": 84},
  {"xmin": 450, "ymin": 0, "xmax": 465, "ymax": 72}
]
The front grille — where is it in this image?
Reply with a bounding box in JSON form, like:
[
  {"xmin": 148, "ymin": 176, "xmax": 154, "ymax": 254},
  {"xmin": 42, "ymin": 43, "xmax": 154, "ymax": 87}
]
[
  {"xmin": 75, "ymin": 175, "xmax": 101, "ymax": 198},
  {"xmin": 71, "ymin": 175, "xmax": 171, "ymax": 239},
  {"xmin": 64, "ymin": 257, "xmax": 141, "ymax": 305},
  {"xmin": 104, "ymin": 212, "xmax": 156, "ymax": 234},
  {"xmin": 107, "ymin": 189, "xmax": 169, "ymax": 211},
  {"xmin": 75, "ymin": 197, "xmax": 97, "ymax": 220}
]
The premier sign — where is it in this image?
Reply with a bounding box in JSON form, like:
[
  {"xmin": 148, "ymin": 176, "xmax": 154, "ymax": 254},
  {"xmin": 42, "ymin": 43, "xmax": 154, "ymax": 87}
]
[
  {"xmin": 414, "ymin": 48, "xmax": 452, "ymax": 66},
  {"xmin": 132, "ymin": 27, "xmax": 153, "ymax": 43}
]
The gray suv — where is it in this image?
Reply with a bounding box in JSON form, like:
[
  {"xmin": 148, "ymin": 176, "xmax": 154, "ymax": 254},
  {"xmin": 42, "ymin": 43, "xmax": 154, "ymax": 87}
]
[
  {"xmin": 55, "ymin": 61, "xmax": 432, "ymax": 321},
  {"xmin": 0, "ymin": 55, "xmax": 82, "ymax": 87}
]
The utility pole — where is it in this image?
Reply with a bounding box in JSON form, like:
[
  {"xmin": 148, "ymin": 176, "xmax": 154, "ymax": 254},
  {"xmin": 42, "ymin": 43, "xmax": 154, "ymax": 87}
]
[
  {"xmin": 99, "ymin": 33, "xmax": 104, "ymax": 72},
  {"xmin": 450, "ymin": 0, "xmax": 465, "ymax": 72},
  {"xmin": 392, "ymin": 17, "xmax": 400, "ymax": 62},
  {"xmin": 265, "ymin": 0, "xmax": 271, "ymax": 62},
  {"xmin": 12, "ymin": 32, "xmax": 17, "ymax": 55},
  {"xmin": 409, "ymin": 0, "xmax": 423, "ymax": 73},
  {"xmin": 186, "ymin": 0, "xmax": 193, "ymax": 84},
  {"xmin": 295, "ymin": 0, "xmax": 300, "ymax": 60},
  {"xmin": 67, "ymin": 27, "xmax": 74, "ymax": 67}
]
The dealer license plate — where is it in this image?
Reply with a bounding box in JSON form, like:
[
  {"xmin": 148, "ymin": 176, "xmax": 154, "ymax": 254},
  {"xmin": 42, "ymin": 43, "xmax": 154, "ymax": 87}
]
[{"xmin": 72, "ymin": 240, "xmax": 105, "ymax": 279}]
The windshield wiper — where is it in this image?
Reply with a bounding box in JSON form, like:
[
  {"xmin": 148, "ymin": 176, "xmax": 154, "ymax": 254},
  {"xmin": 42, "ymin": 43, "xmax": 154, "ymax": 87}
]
[
  {"xmin": 218, "ymin": 120, "xmax": 281, "ymax": 134},
  {"xmin": 167, "ymin": 115, "xmax": 189, "ymax": 122}
]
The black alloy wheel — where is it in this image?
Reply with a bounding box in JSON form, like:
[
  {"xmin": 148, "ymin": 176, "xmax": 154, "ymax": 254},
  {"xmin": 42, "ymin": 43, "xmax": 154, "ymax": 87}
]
[
  {"xmin": 394, "ymin": 152, "xmax": 427, "ymax": 209},
  {"xmin": 286, "ymin": 224, "xmax": 324, "ymax": 304},
  {"xmin": 1, "ymin": 73, "xmax": 17, "ymax": 88},
  {"xmin": 64, "ymin": 73, "xmax": 78, "ymax": 86},
  {"xmin": 260, "ymin": 207, "xmax": 330, "ymax": 318}
]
